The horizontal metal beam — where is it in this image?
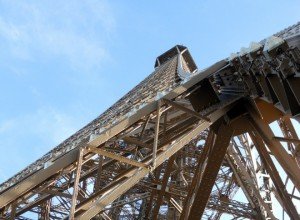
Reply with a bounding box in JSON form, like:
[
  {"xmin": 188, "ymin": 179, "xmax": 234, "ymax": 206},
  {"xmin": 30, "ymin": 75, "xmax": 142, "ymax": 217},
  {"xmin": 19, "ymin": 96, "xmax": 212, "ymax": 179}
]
[
  {"xmin": 0, "ymin": 149, "xmax": 79, "ymax": 208},
  {"xmin": 88, "ymin": 148, "xmax": 147, "ymax": 168},
  {"xmin": 247, "ymin": 109, "xmax": 300, "ymax": 190},
  {"xmin": 76, "ymin": 106, "xmax": 231, "ymax": 219},
  {"xmin": 273, "ymin": 136, "xmax": 300, "ymax": 144},
  {"xmin": 0, "ymin": 59, "xmax": 228, "ymax": 209},
  {"xmin": 42, "ymin": 189, "xmax": 72, "ymax": 199},
  {"xmin": 188, "ymin": 120, "xmax": 233, "ymax": 220},
  {"xmin": 162, "ymin": 98, "xmax": 210, "ymax": 122},
  {"xmin": 250, "ymin": 131, "xmax": 299, "ymax": 220},
  {"xmin": 122, "ymin": 136, "xmax": 151, "ymax": 149}
]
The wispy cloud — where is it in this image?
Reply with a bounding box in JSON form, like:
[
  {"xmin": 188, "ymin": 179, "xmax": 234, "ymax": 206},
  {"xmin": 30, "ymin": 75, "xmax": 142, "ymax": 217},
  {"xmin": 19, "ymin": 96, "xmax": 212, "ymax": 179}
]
[
  {"xmin": 0, "ymin": 106, "xmax": 78, "ymax": 147},
  {"xmin": 0, "ymin": 0, "xmax": 116, "ymax": 70},
  {"xmin": 0, "ymin": 1, "xmax": 117, "ymax": 181},
  {"xmin": 0, "ymin": 120, "xmax": 14, "ymax": 133},
  {"xmin": 0, "ymin": 106, "xmax": 80, "ymax": 181}
]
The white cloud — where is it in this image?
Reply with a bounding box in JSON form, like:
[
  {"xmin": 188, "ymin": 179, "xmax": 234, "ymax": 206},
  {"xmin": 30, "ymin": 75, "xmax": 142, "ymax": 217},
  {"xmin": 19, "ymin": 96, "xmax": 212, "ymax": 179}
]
[
  {"xmin": 0, "ymin": 106, "xmax": 79, "ymax": 160},
  {"xmin": 0, "ymin": 0, "xmax": 116, "ymax": 70},
  {"xmin": 0, "ymin": 1, "xmax": 117, "ymax": 181},
  {"xmin": 32, "ymin": 107, "xmax": 78, "ymax": 144},
  {"xmin": 0, "ymin": 107, "xmax": 78, "ymax": 145},
  {"xmin": 0, "ymin": 106, "xmax": 80, "ymax": 181}
]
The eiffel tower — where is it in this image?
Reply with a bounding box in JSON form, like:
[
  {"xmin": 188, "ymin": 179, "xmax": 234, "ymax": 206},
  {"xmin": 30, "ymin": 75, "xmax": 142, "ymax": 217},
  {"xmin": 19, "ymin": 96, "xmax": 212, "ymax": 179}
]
[{"xmin": 1, "ymin": 22, "xmax": 300, "ymax": 220}]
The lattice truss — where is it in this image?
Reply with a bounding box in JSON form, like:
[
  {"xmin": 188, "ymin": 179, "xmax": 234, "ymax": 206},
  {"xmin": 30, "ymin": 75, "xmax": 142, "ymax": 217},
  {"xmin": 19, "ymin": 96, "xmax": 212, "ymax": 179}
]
[{"xmin": 0, "ymin": 22, "xmax": 300, "ymax": 220}]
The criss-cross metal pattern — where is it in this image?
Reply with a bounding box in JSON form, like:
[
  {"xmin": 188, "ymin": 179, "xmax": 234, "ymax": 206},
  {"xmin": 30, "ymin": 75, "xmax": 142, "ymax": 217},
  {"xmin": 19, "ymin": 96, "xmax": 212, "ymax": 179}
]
[{"xmin": 0, "ymin": 22, "xmax": 300, "ymax": 220}]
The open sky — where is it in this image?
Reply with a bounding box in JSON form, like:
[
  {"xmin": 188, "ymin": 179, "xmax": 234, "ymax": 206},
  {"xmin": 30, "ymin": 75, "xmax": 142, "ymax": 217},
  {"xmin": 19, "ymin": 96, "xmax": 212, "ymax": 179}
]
[{"xmin": 0, "ymin": 0, "xmax": 299, "ymax": 218}]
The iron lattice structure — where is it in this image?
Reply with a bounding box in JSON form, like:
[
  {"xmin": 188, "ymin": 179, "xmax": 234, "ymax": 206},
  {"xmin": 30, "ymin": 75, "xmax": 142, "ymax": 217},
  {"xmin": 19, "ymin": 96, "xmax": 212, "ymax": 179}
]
[{"xmin": 0, "ymin": 22, "xmax": 300, "ymax": 220}]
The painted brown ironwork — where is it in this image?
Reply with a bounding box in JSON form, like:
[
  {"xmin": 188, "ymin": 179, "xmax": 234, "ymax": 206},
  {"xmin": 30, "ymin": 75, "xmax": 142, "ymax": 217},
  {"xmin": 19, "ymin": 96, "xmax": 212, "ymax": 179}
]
[{"xmin": 0, "ymin": 22, "xmax": 300, "ymax": 220}]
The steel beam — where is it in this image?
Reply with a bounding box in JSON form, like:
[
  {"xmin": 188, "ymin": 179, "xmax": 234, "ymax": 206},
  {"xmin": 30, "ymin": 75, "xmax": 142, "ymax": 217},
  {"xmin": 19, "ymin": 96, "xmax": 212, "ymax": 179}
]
[
  {"xmin": 247, "ymin": 106, "xmax": 300, "ymax": 190},
  {"xmin": 162, "ymin": 98, "xmax": 210, "ymax": 122},
  {"xmin": 152, "ymin": 154, "xmax": 176, "ymax": 219},
  {"xmin": 93, "ymin": 155, "xmax": 103, "ymax": 193},
  {"xmin": 88, "ymin": 148, "xmax": 147, "ymax": 168},
  {"xmin": 0, "ymin": 60, "xmax": 228, "ymax": 209},
  {"xmin": 75, "ymin": 106, "xmax": 230, "ymax": 219},
  {"xmin": 187, "ymin": 120, "xmax": 233, "ymax": 220},
  {"xmin": 249, "ymin": 131, "xmax": 300, "ymax": 220},
  {"xmin": 180, "ymin": 130, "xmax": 215, "ymax": 219},
  {"xmin": 152, "ymin": 100, "xmax": 161, "ymax": 167},
  {"xmin": 70, "ymin": 148, "xmax": 84, "ymax": 219},
  {"xmin": 273, "ymin": 136, "xmax": 300, "ymax": 144},
  {"xmin": 227, "ymin": 145, "xmax": 277, "ymax": 220}
]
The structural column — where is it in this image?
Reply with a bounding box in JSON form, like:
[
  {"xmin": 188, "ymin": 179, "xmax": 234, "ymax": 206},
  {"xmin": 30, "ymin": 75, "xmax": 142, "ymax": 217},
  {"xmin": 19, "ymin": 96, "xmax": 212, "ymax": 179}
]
[
  {"xmin": 187, "ymin": 119, "xmax": 233, "ymax": 220},
  {"xmin": 70, "ymin": 148, "xmax": 84, "ymax": 219},
  {"xmin": 249, "ymin": 131, "xmax": 299, "ymax": 220},
  {"xmin": 248, "ymin": 107, "xmax": 300, "ymax": 190}
]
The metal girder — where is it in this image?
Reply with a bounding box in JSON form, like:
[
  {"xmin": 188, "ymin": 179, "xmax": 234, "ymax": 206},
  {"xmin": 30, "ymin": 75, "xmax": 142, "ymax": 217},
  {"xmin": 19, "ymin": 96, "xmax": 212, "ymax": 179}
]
[
  {"xmin": 88, "ymin": 148, "xmax": 147, "ymax": 168},
  {"xmin": 162, "ymin": 98, "xmax": 210, "ymax": 122},
  {"xmin": 41, "ymin": 189, "xmax": 72, "ymax": 199},
  {"xmin": 152, "ymin": 100, "xmax": 161, "ymax": 167},
  {"xmin": 0, "ymin": 59, "xmax": 227, "ymax": 210},
  {"xmin": 247, "ymin": 107, "xmax": 300, "ymax": 190},
  {"xmin": 273, "ymin": 136, "xmax": 300, "ymax": 144},
  {"xmin": 227, "ymin": 145, "xmax": 277, "ymax": 220},
  {"xmin": 277, "ymin": 116, "xmax": 300, "ymax": 175},
  {"xmin": 1, "ymin": 96, "xmax": 299, "ymax": 219},
  {"xmin": 0, "ymin": 148, "xmax": 79, "ymax": 208},
  {"xmin": 93, "ymin": 155, "xmax": 103, "ymax": 193},
  {"xmin": 187, "ymin": 120, "xmax": 234, "ymax": 220},
  {"xmin": 207, "ymin": 195, "xmax": 256, "ymax": 219},
  {"xmin": 75, "ymin": 106, "xmax": 231, "ymax": 219},
  {"xmin": 1, "ymin": 24, "xmax": 300, "ymax": 219},
  {"xmin": 70, "ymin": 148, "xmax": 84, "ymax": 219},
  {"xmin": 249, "ymin": 131, "xmax": 300, "ymax": 220},
  {"xmin": 152, "ymin": 154, "xmax": 176, "ymax": 219},
  {"xmin": 39, "ymin": 199, "xmax": 50, "ymax": 220},
  {"xmin": 180, "ymin": 130, "xmax": 215, "ymax": 220}
]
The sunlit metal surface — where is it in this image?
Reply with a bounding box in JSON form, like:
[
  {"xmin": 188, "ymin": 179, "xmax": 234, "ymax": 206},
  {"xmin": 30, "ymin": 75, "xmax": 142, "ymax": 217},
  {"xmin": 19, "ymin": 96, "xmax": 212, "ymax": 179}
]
[{"xmin": 0, "ymin": 22, "xmax": 300, "ymax": 220}]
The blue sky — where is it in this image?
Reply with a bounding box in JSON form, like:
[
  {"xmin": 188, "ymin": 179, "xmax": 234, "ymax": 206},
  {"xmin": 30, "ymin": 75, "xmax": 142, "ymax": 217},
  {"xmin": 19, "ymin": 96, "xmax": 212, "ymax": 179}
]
[{"xmin": 0, "ymin": 0, "xmax": 299, "ymax": 217}]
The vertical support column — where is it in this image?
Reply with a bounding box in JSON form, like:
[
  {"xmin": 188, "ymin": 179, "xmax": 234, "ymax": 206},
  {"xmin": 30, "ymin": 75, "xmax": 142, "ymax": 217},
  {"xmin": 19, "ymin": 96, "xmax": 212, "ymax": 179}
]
[
  {"xmin": 94, "ymin": 155, "xmax": 103, "ymax": 193},
  {"xmin": 137, "ymin": 198, "xmax": 147, "ymax": 219},
  {"xmin": 279, "ymin": 116, "xmax": 300, "ymax": 166},
  {"xmin": 70, "ymin": 148, "xmax": 84, "ymax": 219},
  {"xmin": 248, "ymin": 108, "xmax": 300, "ymax": 190},
  {"xmin": 227, "ymin": 145, "xmax": 276, "ymax": 220},
  {"xmin": 240, "ymin": 133, "xmax": 274, "ymax": 216},
  {"xmin": 110, "ymin": 195, "xmax": 125, "ymax": 219},
  {"xmin": 249, "ymin": 131, "xmax": 300, "ymax": 220},
  {"xmin": 226, "ymin": 154, "xmax": 264, "ymax": 219},
  {"xmin": 144, "ymin": 164, "xmax": 164, "ymax": 219},
  {"xmin": 9, "ymin": 202, "xmax": 16, "ymax": 220},
  {"xmin": 152, "ymin": 154, "xmax": 176, "ymax": 220},
  {"xmin": 0, "ymin": 207, "xmax": 4, "ymax": 219},
  {"xmin": 180, "ymin": 130, "xmax": 215, "ymax": 220},
  {"xmin": 187, "ymin": 120, "xmax": 233, "ymax": 220},
  {"xmin": 139, "ymin": 115, "xmax": 150, "ymax": 140},
  {"xmin": 153, "ymin": 100, "xmax": 161, "ymax": 167},
  {"xmin": 39, "ymin": 199, "xmax": 51, "ymax": 220}
]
